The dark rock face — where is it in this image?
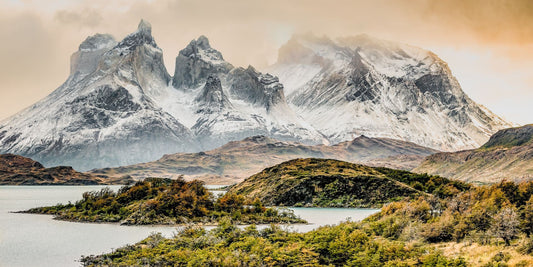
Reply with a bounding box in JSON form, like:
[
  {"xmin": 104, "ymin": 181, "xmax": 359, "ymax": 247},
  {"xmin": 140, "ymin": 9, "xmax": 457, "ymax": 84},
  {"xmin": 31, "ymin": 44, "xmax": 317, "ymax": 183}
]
[
  {"xmin": 63, "ymin": 86, "xmax": 141, "ymax": 130},
  {"xmin": 195, "ymin": 75, "xmax": 231, "ymax": 112},
  {"xmin": 173, "ymin": 36, "xmax": 233, "ymax": 89},
  {"xmin": 415, "ymin": 74, "xmax": 462, "ymax": 107},
  {"xmin": 70, "ymin": 86, "xmax": 140, "ymax": 112},
  {"xmin": 345, "ymin": 51, "xmax": 377, "ymax": 102},
  {"xmin": 227, "ymin": 66, "xmax": 285, "ymax": 110}
]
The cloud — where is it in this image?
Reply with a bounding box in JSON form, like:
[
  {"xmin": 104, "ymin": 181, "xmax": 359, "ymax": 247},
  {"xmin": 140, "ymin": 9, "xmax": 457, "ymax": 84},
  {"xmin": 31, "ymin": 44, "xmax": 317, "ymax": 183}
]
[
  {"xmin": 420, "ymin": 0, "xmax": 533, "ymax": 44},
  {"xmin": 54, "ymin": 8, "xmax": 103, "ymax": 28}
]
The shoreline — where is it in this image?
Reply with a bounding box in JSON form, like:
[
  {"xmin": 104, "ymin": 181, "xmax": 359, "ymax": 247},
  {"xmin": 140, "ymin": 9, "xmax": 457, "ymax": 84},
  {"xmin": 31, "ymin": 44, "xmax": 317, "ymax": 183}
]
[{"xmin": 14, "ymin": 210, "xmax": 311, "ymax": 227}]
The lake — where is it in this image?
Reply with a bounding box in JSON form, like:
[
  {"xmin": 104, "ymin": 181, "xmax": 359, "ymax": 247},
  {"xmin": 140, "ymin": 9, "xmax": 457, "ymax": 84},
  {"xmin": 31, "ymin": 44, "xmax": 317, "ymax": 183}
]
[{"xmin": 0, "ymin": 186, "xmax": 379, "ymax": 267}]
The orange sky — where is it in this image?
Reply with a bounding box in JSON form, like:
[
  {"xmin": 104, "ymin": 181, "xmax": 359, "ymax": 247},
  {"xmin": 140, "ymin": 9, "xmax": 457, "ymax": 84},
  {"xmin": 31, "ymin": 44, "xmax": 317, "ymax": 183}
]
[{"xmin": 0, "ymin": 0, "xmax": 531, "ymax": 124}]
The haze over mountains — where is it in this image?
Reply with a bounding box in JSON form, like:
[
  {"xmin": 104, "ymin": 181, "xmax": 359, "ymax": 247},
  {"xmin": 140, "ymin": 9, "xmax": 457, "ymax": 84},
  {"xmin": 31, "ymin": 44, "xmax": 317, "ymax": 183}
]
[
  {"xmin": 268, "ymin": 34, "xmax": 510, "ymax": 151},
  {"xmin": 0, "ymin": 20, "xmax": 511, "ymax": 171},
  {"xmin": 91, "ymin": 135, "xmax": 438, "ymax": 184}
]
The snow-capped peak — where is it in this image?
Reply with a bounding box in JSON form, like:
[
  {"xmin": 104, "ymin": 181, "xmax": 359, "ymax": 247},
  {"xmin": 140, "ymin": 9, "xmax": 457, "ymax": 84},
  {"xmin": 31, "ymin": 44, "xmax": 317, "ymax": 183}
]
[
  {"xmin": 226, "ymin": 66, "xmax": 285, "ymax": 110},
  {"xmin": 78, "ymin": 33, "xmax": 116, "ymax": 52},
  {"xmin": 114, "ymin": 19, "xmax": 159, "ymax": 52},
  {"xmin": 269, "ymin": 33, "xmax": 512, "ymax": 151},
  {"xmin": 195, "ymin": 75, "xmax": 232, "ymax": 112},
  {"xmin": 70, "ymin": 34, "xmax": 117, "ymax": 78},
  {"xmin": 173, "ymin": 36, "xmax": 233, "ymax": 89}
]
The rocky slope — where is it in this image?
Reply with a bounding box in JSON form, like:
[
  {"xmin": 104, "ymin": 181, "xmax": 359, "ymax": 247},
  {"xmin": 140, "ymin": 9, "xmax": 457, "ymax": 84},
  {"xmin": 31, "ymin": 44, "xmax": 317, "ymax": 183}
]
[
  {"xmin": 228, "ymin": 158, "xmax": 468, "ymax": 208},
  {"xmin": 90, "ymin": 135, "xmax": 438, "ymax": 184},
  {"xmin": 268, "ymin": 34, "xmax": 511, "ymax": 151},
  {"xmin": 0, "ymin": 154, "xmax": 131, "ymax": 185},
  {"xmin": 414, "ymin": 124, "xmax": 533, "ymax": 183}
]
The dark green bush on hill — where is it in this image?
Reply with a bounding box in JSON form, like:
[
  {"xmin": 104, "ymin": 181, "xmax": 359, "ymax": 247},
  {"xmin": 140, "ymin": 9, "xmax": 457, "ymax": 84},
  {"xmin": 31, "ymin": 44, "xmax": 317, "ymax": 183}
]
[{"xmin": 373, "ymin": 167, "xmax": 471, "ymax": 198}]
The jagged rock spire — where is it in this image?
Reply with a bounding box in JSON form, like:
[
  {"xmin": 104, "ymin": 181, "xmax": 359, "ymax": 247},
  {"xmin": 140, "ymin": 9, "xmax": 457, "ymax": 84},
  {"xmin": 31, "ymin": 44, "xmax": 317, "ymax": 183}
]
[
  {"xmin": 115, "ymin": 19, "xmax": 158, "ymax": 51},
  {"xmin": 173, "ymin": 36, "xmax": 233, "ymax": 89},
  {"xmin": 137, "ymin": 19, "xmax": 152, "ymax": 35}
]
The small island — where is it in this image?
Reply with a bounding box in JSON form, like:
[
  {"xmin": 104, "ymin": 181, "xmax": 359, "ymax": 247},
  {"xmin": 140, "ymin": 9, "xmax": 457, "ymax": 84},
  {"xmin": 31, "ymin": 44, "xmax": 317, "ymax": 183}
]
[{"xmin": 22, "ymin": 177, "xmax": 304, "ymax": 225}]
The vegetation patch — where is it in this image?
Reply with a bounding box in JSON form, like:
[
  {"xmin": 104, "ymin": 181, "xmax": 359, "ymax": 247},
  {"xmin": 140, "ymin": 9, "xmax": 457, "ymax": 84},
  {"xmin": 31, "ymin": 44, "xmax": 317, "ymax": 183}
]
[
  {"xmin": 22, "ymin": 177, "xmax": 304, "ymax": 225},
  {"xmin": 73, "ymin": 160, "xmax": 533, "ymax": 266},
  {"xmin": 80, "ymin": 218, "xmax": 466, "ymax": 266},
  {"xmin": 229, "ymin": 158, "xmax": 469, "ymax": 208}
]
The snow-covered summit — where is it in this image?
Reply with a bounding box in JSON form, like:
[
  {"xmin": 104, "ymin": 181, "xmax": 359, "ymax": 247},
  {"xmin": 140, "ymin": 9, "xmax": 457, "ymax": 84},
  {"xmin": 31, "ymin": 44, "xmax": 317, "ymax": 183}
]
[
  {"xmin": 269, "ymin": 33, "xmax": 511, "ymax": 151},
  {"xmin": 195, "ymin": 75, "xmax": 232, "ymax": 112},
  {"xmin": 115, "ymin": 19, "xmax": 158, "ymax": 51},
  {"xmin": 79, "ymin": 33, "xmax": 116, "ymax": 52},
  {"xmin": 173, "ymin": 35, "xmax": 233, "ymax": 88},
  {"xmin": 0, "ymin": 20, "xmax": 197, "ymax": 170}
]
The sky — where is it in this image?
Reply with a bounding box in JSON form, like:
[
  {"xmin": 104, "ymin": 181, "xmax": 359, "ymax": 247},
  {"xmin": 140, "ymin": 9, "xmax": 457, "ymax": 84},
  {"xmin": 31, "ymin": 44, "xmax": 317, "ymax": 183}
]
[{"xmin": 0, "ymin": 0, "xmax": 531, "ymax": 124}]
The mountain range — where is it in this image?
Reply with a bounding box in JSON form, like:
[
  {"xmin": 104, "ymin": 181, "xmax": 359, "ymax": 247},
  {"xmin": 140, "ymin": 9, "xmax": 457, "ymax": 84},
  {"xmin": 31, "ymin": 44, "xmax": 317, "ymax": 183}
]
[
  {"xmin": 90, "ymin": 135, "xmax": 438, "ymax": 184},
  {"xmin": 0, "ymin": 20, "xmax": 510, "ymax": 171}
]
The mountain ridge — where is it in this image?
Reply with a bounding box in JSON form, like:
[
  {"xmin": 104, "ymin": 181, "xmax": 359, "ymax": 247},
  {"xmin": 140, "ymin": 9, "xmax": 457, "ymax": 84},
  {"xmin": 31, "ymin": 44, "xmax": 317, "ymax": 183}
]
[
  {"xmin": 0, "ymin": 154, "xmax": 131, "ymax": 185},
  {"xmin": 414, "ymin": 124, "xmax": 533, "ymax": 183},
  {"xmin": 268, "ymin": 33, "xmax": 511, "ymax": 151},
  {"xmin": 0, "ymin": 20, "xmax": 510, "ymax": 171},
  {"xmin": 90, "ymin": 135, "xmax": 439, "ymax": 184}
]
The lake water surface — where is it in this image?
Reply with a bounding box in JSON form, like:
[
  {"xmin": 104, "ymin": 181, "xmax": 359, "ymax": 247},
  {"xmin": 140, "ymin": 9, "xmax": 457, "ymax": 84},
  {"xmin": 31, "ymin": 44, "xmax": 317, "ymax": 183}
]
[{"xmin": 0, "ymin": 186, "xmax": 379, "ymax": 267}]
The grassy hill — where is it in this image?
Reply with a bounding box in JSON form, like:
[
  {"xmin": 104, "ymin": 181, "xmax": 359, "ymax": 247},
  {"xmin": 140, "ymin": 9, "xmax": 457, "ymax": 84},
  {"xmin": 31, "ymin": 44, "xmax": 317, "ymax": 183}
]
[
  {"xmin": 229, "ymin": 158, "xmax": 468, "ymax": 208},
  {"xmin": 415, "ymin": 124, "xmax": 533, "ymax": 183}
]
